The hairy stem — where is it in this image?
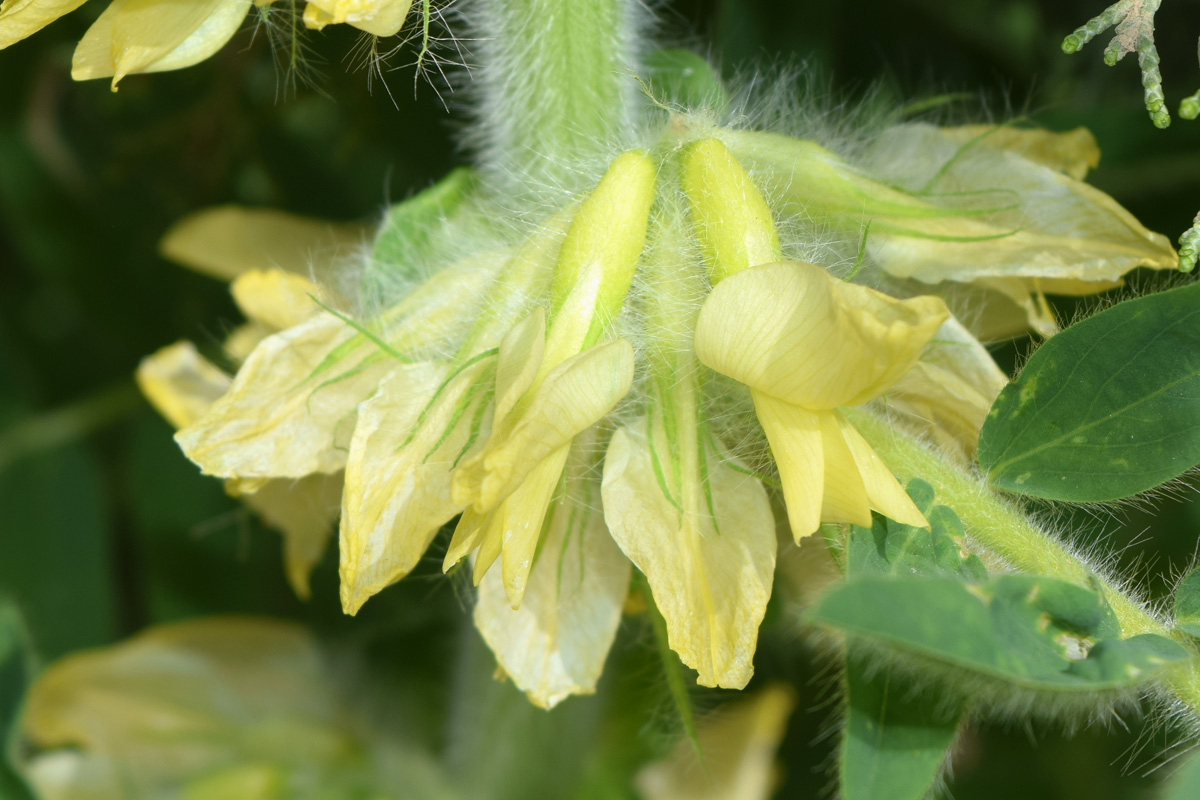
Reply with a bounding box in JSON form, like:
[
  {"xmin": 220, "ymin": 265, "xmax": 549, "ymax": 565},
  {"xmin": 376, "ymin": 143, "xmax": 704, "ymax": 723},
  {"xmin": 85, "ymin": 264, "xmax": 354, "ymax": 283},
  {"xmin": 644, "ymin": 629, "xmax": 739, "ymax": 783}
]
[
  {"xmin": 845, "ymin": 406, "xmax": 1200, "ymax": 721},
  {"xmin": 469, "ymin": 0, "xmax": 642, "ymax": 195}
]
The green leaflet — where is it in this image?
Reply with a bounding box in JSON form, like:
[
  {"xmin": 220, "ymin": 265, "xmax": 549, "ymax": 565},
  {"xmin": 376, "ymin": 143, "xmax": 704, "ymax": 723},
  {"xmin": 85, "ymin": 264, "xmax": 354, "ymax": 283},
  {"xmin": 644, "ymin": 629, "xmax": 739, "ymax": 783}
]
[
  {"xmin": 978, "ymin": 281, "xmax": 1200, "ymax": 502},
  {"xmin": 816, "ymin": 575, "xmax": 1186, "ymax": 692},
  {"xmin": 0, "ymin": 599, "xmax": 35, "ymax": 800},
  {"xmin": 1172, "ymin": 567, "xmax": 1200, "ymax": 638},
  {"xmin": 838, "ymin": 479, "xmax": 970, "ymax": 800},
  {"xmin": 841, "ymin": 649, "xmax": 961, "ymax": 800}
]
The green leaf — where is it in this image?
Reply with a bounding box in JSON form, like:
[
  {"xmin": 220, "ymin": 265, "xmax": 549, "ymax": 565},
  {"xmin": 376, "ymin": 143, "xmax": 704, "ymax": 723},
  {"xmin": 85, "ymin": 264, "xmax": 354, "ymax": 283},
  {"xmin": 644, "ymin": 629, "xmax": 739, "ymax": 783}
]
[
  {"xmin": 1173, "ymin": 567, "xmax": 1200, "ymax": 638},
  {"xmin": 367, "ymin": 167, "xmax": 477, "ymax": 289},
  {"xmin": 978, "ymin": 282, "xmax": 1200, "ymax": 502},
  {"xmin": 814, "ymin": 575, "xmax": 1187, "ymax": 692},
  {"xmin": 845, "ymin": 479, "xmax": 987, "ymax": 583},
  {"xmin": 841, "ymin": 647, "xmax": 961, "ymax": 800},
  {"xmin": 643, "ymin": 49, "xmax": 729, "ymax": 114},
  {"xmin": 1161, "ymin": 751, "xmax": 1200, "ymax": 800},
  {"xmin": 0, "ymin": 599, "xmax": 36, "ymax": 800}
]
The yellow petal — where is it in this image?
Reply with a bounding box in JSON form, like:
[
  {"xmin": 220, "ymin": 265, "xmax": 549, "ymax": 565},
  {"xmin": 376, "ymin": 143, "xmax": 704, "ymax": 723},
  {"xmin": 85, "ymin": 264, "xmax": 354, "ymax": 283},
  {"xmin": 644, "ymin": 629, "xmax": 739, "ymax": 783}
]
[
  {"xmin": 72, "ymin": 0, "xmax": 251, "ymax": 89},
  {"xmin": 695, "ymin": 261, "xmax": 948, "ymax": 409},
  {"xmin": 861, "ymin": 123, "xmax": 1177, "ymax": 283},
  {"xmin": 0, "ymin": 0, "xmax": 89, "ymax": 50},
  {"xmin": 887, "ymin": 316, "xmax": 1008, "ymax": 459},
  {"xmin": 635, "ymin": 684, "xmax": 796, "ymax": 800},
  {"xmin": 492, "ymin": 307, "xmax": 545, "ymax": 427},
  {"xmin": 176, "ymin": 313, "xmax": 393, "ymax": 480},
  {"xmin": 834, "ymin": 410, "xmax": 927, "ymax": 528},
  {"xmin": 939, "ymin": 124, "xmax": 1100, "ymax": 180},
  {"xmin": 602, "ymin": 419, "xmax": 776, "ymax": 689},
  {"xmin": 816, "ymin": 408, "xmax": 871, "ymax": 527},
  {"xmin": 455, "ymin": 338, "xmax": 634, "ymax": 512},
  {"xmin": 223, "ymin": 321, "xmax": 271, "ymax": 364},
  {"xmin": 681, "ymin": 137, "xmax": 782, "ymax": 283},
  {"xmin": 230, "ymin": 269, "xmax": 324, "ymax": 331},
  {"xmin": 237, "ymin": 473, "xmax": 343, "ymax": 600},
  {"xmin": 749, "ymin": 392, "xmax": 823, "ymax": 542},
  {"xmin": 339, "ymin": 362, "xmax": 488, "ymax": 615},
  {"xmin": 159, "ymin": 205, "xmax": 367, "ymax": 282},
  {"xmin": 135, "ymin": 341, "xmax": 230, "ymax": 430},
  {"xmin": 302, "ymin": 0, "xmax": 411, "ymax": 36},
  {"xmin": 474, "ymin": 441, "xmax": 629, "ymax": 709}
]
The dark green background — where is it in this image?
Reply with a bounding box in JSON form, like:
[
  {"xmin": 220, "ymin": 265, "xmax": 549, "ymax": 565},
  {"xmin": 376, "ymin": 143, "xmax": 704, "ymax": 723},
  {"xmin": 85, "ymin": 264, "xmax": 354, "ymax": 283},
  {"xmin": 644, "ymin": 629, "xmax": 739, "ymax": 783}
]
[{"xmin": 1, "ymin": 1, "xmax": 1198, "ymax": 797}]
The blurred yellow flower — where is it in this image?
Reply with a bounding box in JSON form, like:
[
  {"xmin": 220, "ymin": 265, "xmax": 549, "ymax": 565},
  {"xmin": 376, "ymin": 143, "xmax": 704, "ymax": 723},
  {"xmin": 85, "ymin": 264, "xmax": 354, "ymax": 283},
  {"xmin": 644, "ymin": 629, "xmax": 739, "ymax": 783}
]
[{"xmin": 0, "ymin": 0, "xmax": 414, "ymax": 90}]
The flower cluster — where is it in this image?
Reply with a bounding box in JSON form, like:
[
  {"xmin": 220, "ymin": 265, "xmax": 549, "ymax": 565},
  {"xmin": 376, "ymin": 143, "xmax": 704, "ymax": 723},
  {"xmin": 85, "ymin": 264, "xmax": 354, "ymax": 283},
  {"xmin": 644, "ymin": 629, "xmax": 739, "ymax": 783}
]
[
  {"xmin": 0, "ymin": 0, "xmax": 414, "ymax": 90},
  {"xmin": 140, "ymin": 114, "xmax": 1176, "ymax": 708}
]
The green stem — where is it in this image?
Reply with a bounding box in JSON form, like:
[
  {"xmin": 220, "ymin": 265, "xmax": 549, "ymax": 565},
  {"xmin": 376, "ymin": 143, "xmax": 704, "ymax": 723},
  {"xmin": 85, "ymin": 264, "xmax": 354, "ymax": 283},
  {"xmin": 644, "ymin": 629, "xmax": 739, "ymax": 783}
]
[
  {"xmin": 0, "ymin": 382, "xmax": 141, "ymax": 472},
  {"xmin": 845, "ymin": 406, "xmax": 1200, "ymax": 721},
  {"xmin": 471, "ymin": 0, "xmax": 641, "ymax": 194}
]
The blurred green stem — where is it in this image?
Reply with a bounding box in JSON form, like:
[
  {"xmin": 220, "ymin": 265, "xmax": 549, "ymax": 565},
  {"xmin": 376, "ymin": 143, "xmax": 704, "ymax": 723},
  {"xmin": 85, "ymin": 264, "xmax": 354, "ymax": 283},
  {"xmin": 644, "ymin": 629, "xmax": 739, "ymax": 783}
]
[{"xmin": 0, "ymin": 382, "xmax": 141, "ymax": 472}]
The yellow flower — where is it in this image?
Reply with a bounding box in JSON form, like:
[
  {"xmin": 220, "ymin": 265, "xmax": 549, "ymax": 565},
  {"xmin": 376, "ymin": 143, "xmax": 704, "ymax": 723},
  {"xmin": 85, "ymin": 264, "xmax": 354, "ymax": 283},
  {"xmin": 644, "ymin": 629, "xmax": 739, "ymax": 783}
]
[
  {"xmin": 695, "ymin": 261, "xmax": 948, "ymax": 540},
  {"xmin": 724, "ymin": 123, "xmax": 1176, "ymax": 338},
  {"xmin": 635, "ymin": 684, "xmax": 796, "ymax": 800},
  {"xmin": 0, "ymin": 0, "xmax": 414, "ymax": 90},
  {"xmin": 21, "ymin": 619, "xmax": 356, "ymax": 800}
]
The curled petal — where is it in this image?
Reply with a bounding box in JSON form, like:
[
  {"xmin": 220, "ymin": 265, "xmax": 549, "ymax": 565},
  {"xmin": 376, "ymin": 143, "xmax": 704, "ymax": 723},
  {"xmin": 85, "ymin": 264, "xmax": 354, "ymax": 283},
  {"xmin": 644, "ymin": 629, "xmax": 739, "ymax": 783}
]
[
  {"xmin": 603, "ymin": 419, "xmax": 775, "ymax": 689},
  {"xmin": 695, "ymin": 261, "xmax": 948, "ymax": 409},
  {"xmin": 455, "ymin": 338, "xmax": 634, "ymax": 512},
  {"xmin": 339, "ymin": 362, "xmax": 486, "ymax": 615},
  {"xmin": 159, "ymin": 206, "xmax": 366, "ymax": 282},
  {"xmin": 474, "ymin": 444, "xmax": 629, "ymax": 709},
  {"xmin": 0, "ymin": 0, "xmax": 89, "ymax": 50},
  {"xmin": 72, "ymin": 0, "xmax": 252, "ymax": 89},
  {"xmin": 136, "ymin": 341, "xmax": 230, "ymax": 429}
]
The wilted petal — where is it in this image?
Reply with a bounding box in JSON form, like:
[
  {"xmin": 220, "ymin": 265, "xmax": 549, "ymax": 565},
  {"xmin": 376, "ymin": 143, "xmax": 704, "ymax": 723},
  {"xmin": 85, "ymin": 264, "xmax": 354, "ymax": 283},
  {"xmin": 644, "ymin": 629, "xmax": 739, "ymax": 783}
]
[
  {"xmin": 861, "ymin": 123, "xmax": 1177, "ymax": 284},
  {"xmin": 635, "ymin": 684, "xmax": 796, "ymax": 800},
  {"xmin": 236, "ymin": 473, "xmax": 343, "ymax": 600},
  {"xmin": 0, "ymin": 0, "xmax": 88, "ymax": 50},
  {"xmin": 303, "ymin": 0, "xmax": 412, "ymax": 36},
  {"xmin": 695, "ymin": 261, "xmax": 948, "ymax": 409},
  {"xmin": 72, "ymin": 0, "xmax": 252, "ymax": 89},
  {"xmin": 455, "ymin": 338, "xmax": 634, "ymax": 512},
  {"xmin": 230, "ymin": 269, "xmax": 324, "ymax": 331},
  {"xmin": 136, "ymin": 341, "xmax": 230, "ymax": 429},
  {"xmin": 474, "ymin": 444, "xmax": 629, "ymax": 709},
  {"xmin": 939, "ymin": 124, "xmax": 1100, "ymax": 180},
  {"xmin": 176, "ymin": 313, "xmax": 392, "ymax": 480},
  {"xmin": 339, "ymin": 361, "xmax": 488, "ymax": 615},
  {"xmin": 603, "ymin": 419, "xmax": 775, "ymax": 689},
  {"xmin": 159, "ymin": 205, "xmax": 367, "ymax": 282}
]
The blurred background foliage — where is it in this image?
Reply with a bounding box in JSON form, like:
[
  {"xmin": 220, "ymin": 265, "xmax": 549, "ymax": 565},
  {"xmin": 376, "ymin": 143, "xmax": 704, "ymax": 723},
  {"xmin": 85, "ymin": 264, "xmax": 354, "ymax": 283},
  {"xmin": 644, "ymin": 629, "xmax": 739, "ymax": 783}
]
[{"xmin": 2, "ymin": 1, "xmax": 1200, "ymax": 797}]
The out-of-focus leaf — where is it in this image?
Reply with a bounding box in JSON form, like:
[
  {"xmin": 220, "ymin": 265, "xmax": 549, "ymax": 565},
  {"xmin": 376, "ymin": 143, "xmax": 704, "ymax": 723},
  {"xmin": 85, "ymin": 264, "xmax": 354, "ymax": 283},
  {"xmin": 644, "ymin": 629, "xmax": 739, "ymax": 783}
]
[
  {"xmin": 978, "ymin": 282, "xmax": 1200, "ymax": 502},
  {"xmin": 1161, "ymin": 751, "xmax": 1200, "ymax": 800},
  {"xmin": 814, "ymin": 575, "xmax": 1187, "ymax": 691},
  {"xmin": 1172, "ymin": 567, "xmax": 1200, "ymax": 638},
  {"xmin": 0, "ymin": 599, "xmax": 35, "ymax": 800}
]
